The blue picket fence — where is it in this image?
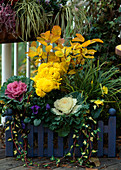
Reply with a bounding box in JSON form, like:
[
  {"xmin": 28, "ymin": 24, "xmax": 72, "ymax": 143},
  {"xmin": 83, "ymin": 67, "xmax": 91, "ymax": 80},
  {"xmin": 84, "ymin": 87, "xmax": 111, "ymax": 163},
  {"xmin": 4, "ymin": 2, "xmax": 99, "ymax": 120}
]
[{"xmin": 5, "ymin": 109, "xmax": 116, "ymax": 158}]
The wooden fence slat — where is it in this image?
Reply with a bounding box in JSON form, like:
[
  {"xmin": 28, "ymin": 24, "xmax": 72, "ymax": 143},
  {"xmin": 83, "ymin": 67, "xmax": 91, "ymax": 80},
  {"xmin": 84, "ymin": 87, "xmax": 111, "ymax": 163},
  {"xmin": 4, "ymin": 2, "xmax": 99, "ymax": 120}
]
[
  {"xmin": 5, "ymin": 116, "xmax": 116, "ymax": 158},
  {"xmin": 75, "ymin": 134, "xmax": 83, "ymax": 157},
  {"xmin": 57, "ymin": 136, "xmax": 63, "ymax": 157},
  {"xmin": 5, "ymin": 116, "xmax": 14, "ymax": 156},
  {"xmin": 48, "ymin": 129, "xmax": 53, "ymax": 157},
  {"xmin": 108, "ymin": 116, "xmax": 116, "ymax": 157},
  {"xmin": 38, "ymin": 124, "xmax": 44, "ymax": 157},
  {"xmin": 103, "ymin": 125, "xmax": 108, "ymax": 133},
  {"xmin": 27, "ymin": 124, "xmax": 34, "ymax": 157},
  {"xmin": 103, "ymin": 148, "xmax": 108, "ymax": 155},
  {"xmin": 18, "ymin": 133, "xmax": 23, "ymax": 156},
  {"xmin": 97, "ymin": 121, "xmax": 104, "ymax": 157},
  {"xmin": 66, "ymin": 132, "xmax": 73, "ymax": 156}
]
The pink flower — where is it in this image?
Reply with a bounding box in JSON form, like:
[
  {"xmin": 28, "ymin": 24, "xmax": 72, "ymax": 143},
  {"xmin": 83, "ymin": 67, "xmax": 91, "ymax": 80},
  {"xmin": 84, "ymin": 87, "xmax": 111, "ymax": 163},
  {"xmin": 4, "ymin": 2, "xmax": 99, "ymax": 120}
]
[
  {"xmin": 75, "ymin": 7, "xmax": 79, "ymax": 12},
  {"xmin": 5, "ymin": 81, "xmax": 27, "ymax": 102}
]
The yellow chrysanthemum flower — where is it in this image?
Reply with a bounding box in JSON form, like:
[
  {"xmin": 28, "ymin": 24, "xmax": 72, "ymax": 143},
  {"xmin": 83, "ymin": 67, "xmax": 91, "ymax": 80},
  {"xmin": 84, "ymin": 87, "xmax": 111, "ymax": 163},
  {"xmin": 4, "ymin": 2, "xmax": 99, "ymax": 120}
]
[
  {"xmin": 36, "ymin": 88, "xmax": 46, "ymax": 98},
  {"xmin": 36, "ymin": 78, "xmax": 55, "ymax": 93}
]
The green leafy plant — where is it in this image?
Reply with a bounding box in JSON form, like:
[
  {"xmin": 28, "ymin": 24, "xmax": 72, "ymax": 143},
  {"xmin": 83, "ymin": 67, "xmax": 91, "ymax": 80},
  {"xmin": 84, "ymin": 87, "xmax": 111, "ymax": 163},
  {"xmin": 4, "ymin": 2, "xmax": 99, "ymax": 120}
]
[
  {"xmin": 15, "ymin": 0, "xmax": 48, "ymax": 41},
  {"xmin": 83, "ymin": 0, "xmax": 121, "ymax": 64},
  {"xmin": 64, "ymin": 60, "xmax": 121, "ymax": 120},
  {"xmin": 0, "ymin": 25, "xmax": 120, "ymax": 168}
]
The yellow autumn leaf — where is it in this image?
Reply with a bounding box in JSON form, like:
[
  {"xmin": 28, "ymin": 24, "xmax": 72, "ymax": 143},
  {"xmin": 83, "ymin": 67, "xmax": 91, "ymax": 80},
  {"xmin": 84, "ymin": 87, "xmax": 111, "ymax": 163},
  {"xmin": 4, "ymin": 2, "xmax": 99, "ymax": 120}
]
[
  {"xmin": 52, "ymin": 25, "xmax": 61, "ymax": 36},
  {"xmin": 73, "ymin": 49, "xmax": 80, "ymax": 56},
  {"xmin": 54, "ymin": 46, "xmax": 62, "ymax": 51},
  {"xmin": 40, "ymin": 31, "xmax": 50, "ymax": 41},
  {"xmin": 72, "ymin": 33, "xmax": 85, "ymax": 42},
  {"xmin": 92, "ymin": 39, "xmax": 103, "ymax": 43},
  {"xmin": 84, "ymin": 55, "xmax": 94, "ymax": 59},
  {"xmin": 50, "ymin": 36, "xmax": 60, "ymax": 44},
  {"xmin": 87, "ymin": 49, "xmax": 97, "ymax": 55},
  {"xmin": 41, "ymin": 52, "xmax": 47, "ymax": 59},
  {"xmin": 31, "ymin": 41, "xmax": 37, "ymax": 47},
  {"xmin": 26, "ymin": 47, "xmax": 38, "ymax": 58},
  {"xmin": 66, "ymin": 56, "xmax": 71, "ymax": 62},
  {"xmin": 68, "ymin": 69, "xmax": 76, "ymax": 74},
  {"xmin": 65, "ymin": 47, "xmax": 72, "ymax": 56},
  {"xmin": 60, "ymin": 62, "xmax": 69, "ymax": 73},
  {"xmin": 82, "ymin": 39, "xmax": 103, "ymax": 47},
  {"xmin": 37, "ymin": 46, "xmax": 43, "ymax": 56},
  {"xmin": 57, "ymin": 38, "xmax": 65, "ymax": 44},
  {"xmin": 45, "ymin": 45, "xmax": 52, "ymax": 53},
  {"xmin": 37, "ymin": 37, "xmax": 47, "ymax": 46},
  {"xmin": 55, "ymin": 51, "xmax": 64, "ymax": 58},
  {"xmin": 80, "ymin": 59, "xmax": 85, "ymax": 65},
  {"xmin": 82, "ymin": 40, "xmax": 95, "ymax": 47},
  {"xmin": 48, "ymin": 53, "xmax": 60, "ymax": 62}
]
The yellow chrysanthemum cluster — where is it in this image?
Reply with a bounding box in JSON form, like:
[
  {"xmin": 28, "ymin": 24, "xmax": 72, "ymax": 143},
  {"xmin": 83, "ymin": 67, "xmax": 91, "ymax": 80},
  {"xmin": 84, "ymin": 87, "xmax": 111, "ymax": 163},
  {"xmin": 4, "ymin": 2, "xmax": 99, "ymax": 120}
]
[{"xmin": 32, "ymin": 62, "xmax": 64, "ymax": 97}]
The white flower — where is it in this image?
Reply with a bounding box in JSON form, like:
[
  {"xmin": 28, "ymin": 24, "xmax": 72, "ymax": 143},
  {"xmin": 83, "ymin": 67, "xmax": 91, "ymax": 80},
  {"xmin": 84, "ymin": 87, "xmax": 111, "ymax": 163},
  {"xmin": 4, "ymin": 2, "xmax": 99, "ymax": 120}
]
[
  {"xmin": 45, "ymin": 0, "xmax": 50, "ymax": 3},
  {"xmin": 66, "ymin": 0, "xmax": 72, "ymax": 6},
  {"xmin": 51, "ymin": 97, "xmax": 82, "ymax": 115}
]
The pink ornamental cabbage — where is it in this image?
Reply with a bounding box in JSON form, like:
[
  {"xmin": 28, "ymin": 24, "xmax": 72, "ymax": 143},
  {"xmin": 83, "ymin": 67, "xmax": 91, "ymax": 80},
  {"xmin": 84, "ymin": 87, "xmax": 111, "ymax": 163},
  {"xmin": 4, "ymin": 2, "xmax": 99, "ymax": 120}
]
[{"xmin": 5, "ymin": 81, "xmax": 27, "ymax": 101}]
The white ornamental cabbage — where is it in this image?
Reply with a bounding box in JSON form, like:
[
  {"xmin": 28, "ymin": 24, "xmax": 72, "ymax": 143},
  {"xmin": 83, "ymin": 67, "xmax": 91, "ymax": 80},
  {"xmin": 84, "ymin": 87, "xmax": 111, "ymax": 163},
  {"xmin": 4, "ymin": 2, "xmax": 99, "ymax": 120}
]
[{"xmin": 52, "ymin": 97, "xmax": 82, "ymax": 115}]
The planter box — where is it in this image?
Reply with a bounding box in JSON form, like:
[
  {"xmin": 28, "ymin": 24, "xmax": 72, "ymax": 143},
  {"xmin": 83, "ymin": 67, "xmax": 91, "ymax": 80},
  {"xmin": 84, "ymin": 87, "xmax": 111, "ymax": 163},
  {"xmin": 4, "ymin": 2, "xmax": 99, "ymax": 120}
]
[
  {"xmin": 0, "ymin": 26, "xmax": 37, "ymax": 44},
  {"xmin": 5, "ymin": 112, "xmax": 116, "ymax": 158}
]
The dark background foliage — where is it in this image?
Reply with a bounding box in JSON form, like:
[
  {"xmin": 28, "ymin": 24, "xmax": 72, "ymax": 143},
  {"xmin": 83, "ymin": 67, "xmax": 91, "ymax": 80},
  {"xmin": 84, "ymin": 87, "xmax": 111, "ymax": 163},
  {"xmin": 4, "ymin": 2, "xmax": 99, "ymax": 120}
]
[{"xmin": 83, "ymin": 0, "xmax": 121, "ymax": 65}]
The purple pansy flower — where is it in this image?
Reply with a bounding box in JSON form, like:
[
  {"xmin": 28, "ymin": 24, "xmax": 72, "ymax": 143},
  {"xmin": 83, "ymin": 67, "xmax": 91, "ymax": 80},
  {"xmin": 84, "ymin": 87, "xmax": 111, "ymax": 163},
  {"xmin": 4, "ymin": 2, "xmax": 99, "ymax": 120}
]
[
  {"xmin": 46, "ymin": 104, "xmax": 50, "ymax": 110},
  {"xmin": 21, "ymin": 121, "xmax": 25, "ymax": 129},
  {"xmin": 31, "ymin": 105, "xmax": 40, "ymax": 114}
]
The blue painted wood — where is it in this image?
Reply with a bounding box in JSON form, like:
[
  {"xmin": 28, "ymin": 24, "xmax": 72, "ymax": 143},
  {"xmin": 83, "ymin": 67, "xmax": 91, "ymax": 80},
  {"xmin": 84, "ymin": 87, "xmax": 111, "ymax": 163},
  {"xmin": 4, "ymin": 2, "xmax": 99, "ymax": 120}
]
[
  {"xmin": 27, "ymin": 124, "xmax": 34, "ymax": 157},
  {"xmin": 103, "ymin": 148, "xmax": 108, "ymax": 155},
  {"xmin": 48, "ymin": 129, "xmax": 53, "ymax": 157},
  {"xmin": 103, "ymin": 125, "xmax": 108, "ymax": 133},
  {"xmin": 57, "ymin": 136, "xmax": 63, "ymax": 157},
  {"xmin": 5, "ymin": 116, "xmax": 14, "ymax": 156},
  {"xmin": 18, "ymin": 133, "xmax": 24, "ymax": 156},
  {"xmin": 38, "ymin": 123, "xmax": 44, "ymax": 157},
  {"xmin": 44, "ymin": 127, "xmax": 48, "ymax": 156},
  {"xmin": 33, "ymin": 126, "xmax": 38, "ymax": 156},
  {"xmin": 64, "ymin": 132, "xmax": 73, "ymax": 156},
  {"xmin": 108, "ymin": 115, "xmax": 116, "ymax": 157},
  {"xmin": 75, "ymin": 135, "xmax": 83, "ymax": 157},
  {"xmin": 5, "ymin": 110, "xmax": 117, "ymax": 158},
  {"xmin": 97, "ymin": 121, "xmax": 104, "ymax": 157}
]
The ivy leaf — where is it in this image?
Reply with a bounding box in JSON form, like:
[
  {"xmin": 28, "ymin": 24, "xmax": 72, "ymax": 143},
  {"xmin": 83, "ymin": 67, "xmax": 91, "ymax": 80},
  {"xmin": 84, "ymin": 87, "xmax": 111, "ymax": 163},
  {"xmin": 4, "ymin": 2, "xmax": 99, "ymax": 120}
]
[
  {"xmin": 24, "ymin": 117, "xmax": 31, "ymax": 124},
  {"xmin": 91, "ymin": 108, "xmax": 101, "ymax": 119},
  {"xmin": 34, "ymin": 119, "xmax": 41, "ymax": 126},
  {"xmin": 66, "ymin": 152, "xmax": 71, "ymax": 157},
  {"xmin": 5, "ymin": 126, "xmax": 10, "ymax": 131},
  {"xmin": 56, "ymin": 125, "xmax": 70, "ymax": 137},
  {"xmin": 50, "ymin": 155, "xmax": 55, "ymax": 161},
  {"xmin": 8, "ymin": 138, "xmax": 12, "ymax": 141}
]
